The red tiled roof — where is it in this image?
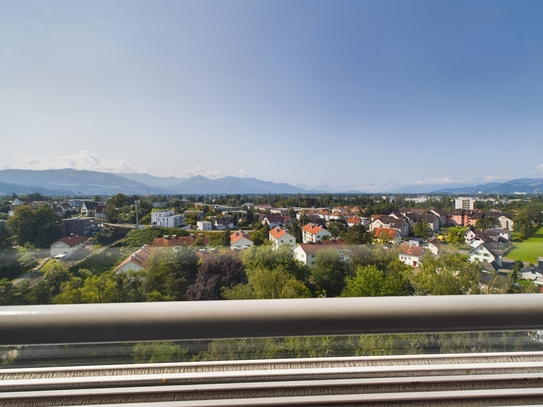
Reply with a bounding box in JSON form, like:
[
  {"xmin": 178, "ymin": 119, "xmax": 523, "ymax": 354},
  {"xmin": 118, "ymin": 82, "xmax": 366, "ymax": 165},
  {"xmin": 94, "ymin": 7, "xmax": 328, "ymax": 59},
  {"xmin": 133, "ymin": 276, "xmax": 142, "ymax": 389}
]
[
  {"xmin": 230, "ymin": 231, "xmax": 253, "ymax": 244},
  {"xmin": 373, "ymin": 228, "xmax": 398, "ymax": 240},
  {"xmin": 269, "ymin": 227, "xmax": 288, "ymax": 239},
  {"xmin": 302, "ymin": 223, "xmax": 324, "ymax": 234},
  {"xmin": 114, "ymin": 245, "xmax": 154, "ymax": 271},
  {"xmin": 346, "ymin": 216, "xmax": 360, "ymax": 224},
  {"xmin": 297, "ymin": 239, "xmax": 346, "ymax": 255},
  {"xmin": 57, "ymin": 234, "xmax": 87, "ymax": 247},
  {"xmin": 399, "ymin": 243, "xmax": 424, "ymax": 256}
]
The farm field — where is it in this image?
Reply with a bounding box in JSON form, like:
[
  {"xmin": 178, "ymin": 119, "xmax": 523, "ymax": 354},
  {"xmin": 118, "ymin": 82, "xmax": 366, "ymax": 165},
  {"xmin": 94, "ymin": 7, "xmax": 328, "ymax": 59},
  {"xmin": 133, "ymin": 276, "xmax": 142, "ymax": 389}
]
[{"xmin": 506, "ymin": 226, "xmax": 543, "ymax": 263}]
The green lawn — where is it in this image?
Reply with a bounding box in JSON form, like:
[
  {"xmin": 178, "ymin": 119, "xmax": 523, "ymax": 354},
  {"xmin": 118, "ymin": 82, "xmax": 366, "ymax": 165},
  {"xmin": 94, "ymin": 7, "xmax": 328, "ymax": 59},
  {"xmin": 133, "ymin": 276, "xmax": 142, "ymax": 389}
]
[
  {"xmin": 39, "ymin": 259, "xmax": 64, "ymax": 273},
  {"xmin": 506, "ymin": 226, "xmax": 543, "ymax": 263}
]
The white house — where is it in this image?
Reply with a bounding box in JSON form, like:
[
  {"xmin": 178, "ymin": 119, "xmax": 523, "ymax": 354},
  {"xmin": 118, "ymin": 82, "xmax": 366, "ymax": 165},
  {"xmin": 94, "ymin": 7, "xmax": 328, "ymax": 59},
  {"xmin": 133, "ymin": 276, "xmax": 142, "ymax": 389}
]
[
  {"xmin": 50, "ymin": 234, "xmax": 87, "ymax": 259},
  {"xmin": 230, "ymin": 231, "xmax": 254, "ymax": 250},
  {"xmin": 151, "ymin": 210, "xmax": 185, "ymax": 228},
  {"xmin": 214, "ymin": 217, "xmax": 234, "ymax": 230},
  {"xmin": 469, "ymin": 243, "xmax": 503, "ymax": 268},
  {"xmin": 114, "ymin": 245, "xmax": 154, "ymax": 274},
  {"xmin": 293, "ymin": 239, "xmax": 348, "ymax": 267},
  {"xmin": 302, "ymin": 223, "xmax": 331, "ymax": 243},
  {"xmin": 498, "ymin": 215, "xmax": 514, "ymax": 231},
  {"xmin": 269, "ymin": 227, "xmax": 296, "ymax": 250},
  {"xmin": 398, "ymin": 243, "xmax": 425, "ymax": 267},
  {"xmin": 196, "ymin": 221, "xmax": 213, "ymax": 231}
]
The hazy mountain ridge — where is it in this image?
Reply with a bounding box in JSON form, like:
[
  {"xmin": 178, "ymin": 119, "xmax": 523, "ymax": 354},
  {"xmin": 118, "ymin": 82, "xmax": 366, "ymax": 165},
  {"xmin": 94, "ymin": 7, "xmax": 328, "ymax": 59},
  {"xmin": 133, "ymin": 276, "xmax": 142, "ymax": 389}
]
[
  {"xmin": 1, "ymin": 169, "xmax": 542, "ymax": 195},
  {"xmin": 433, "ymin": 179, "xmax": 543, "ymax": 194}
]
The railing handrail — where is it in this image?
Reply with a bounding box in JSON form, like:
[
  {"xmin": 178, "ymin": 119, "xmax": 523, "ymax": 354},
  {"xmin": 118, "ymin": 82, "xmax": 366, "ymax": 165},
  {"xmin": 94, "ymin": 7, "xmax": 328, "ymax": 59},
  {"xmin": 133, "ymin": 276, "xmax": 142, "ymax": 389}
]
[{"xmin": 1, "ymin": 295, "xmax": 543, "ymax": 346}]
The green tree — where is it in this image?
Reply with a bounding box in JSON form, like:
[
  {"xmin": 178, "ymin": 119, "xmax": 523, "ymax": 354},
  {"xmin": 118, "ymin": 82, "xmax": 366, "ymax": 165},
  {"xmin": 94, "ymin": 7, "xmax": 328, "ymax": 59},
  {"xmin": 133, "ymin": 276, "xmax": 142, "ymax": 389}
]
[
  {"xmin": 145, "ymin": 247, "xmax": 199, "ymax": 300},
  {"xmin": 412, "ymin": 251, "xmax": 481, "ymax": 295},
  {"xmin": 412, "ymin": 221, "xmax": 431, "ymax": 239},
  {"xmin": 475, "ymin": 216, "xmax": 500, "ymax": 230},
  {"xmin": 446, "ymin": 227, "xmax": 467, "ymax": 244},
  {"xmin": 311, "ymin": 248, "xmax": 349, "ymax": 297},
  {"xmin": 7, "ymin": 205, "xmax": 61, "ymax": 248},
  {"xmin": 342, "ymin": 224, "xmax": 372, "ymax": 244},
  {"xmin": 221, "ymin": 228, "xmax": 231, "ymax": 247},
  {"xmin": 341, "ymin": 264, "xmax": 410, "ymax": 297}
]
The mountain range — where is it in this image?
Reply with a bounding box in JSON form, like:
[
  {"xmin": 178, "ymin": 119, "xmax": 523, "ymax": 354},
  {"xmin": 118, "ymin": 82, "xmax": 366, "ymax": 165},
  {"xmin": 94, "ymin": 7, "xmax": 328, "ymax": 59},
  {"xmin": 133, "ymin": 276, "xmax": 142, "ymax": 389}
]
[{"xmin": 1, "ymin": 169, "xmax": 543, "ymax": 196}]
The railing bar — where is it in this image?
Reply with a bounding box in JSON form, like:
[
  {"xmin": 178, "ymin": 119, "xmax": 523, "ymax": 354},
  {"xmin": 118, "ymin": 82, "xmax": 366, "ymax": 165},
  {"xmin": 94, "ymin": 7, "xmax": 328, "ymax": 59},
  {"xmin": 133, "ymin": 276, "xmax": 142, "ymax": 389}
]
[
  {"xmin": 4, "ymin": 361, "xmax": 543, "ymax": 387},
  {"xmin": 2, "ymin": 295, "xmax": 543, "ymax": 345},
  {"xmin": 41, "ymin": 388, "xmax": 543, "ymax": 406},
  {"xmin": 4, "ymin": 351, "xmax": 543, "ymax": 374},
  {"xmin": 4, "ymin": 373, "xmax": 543, "ymax": 399}
]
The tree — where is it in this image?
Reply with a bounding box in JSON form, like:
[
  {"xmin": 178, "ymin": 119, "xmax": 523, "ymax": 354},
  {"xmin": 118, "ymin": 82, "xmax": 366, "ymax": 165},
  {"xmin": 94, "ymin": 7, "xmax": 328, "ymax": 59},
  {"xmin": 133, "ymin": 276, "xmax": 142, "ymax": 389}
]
[
  {"xmin": 222, "ymin": 265, "xmax": 311, "ymax": 300},
  {"xmin": 327, "ymin": 221, "xmax": 347, "ymax": 238},
  {"xmin": 7, "ymin": 205, "xmax": 61, "ymax": 248},
  {"xmin": 412, "ymin": 251, "xmax": 481, "ymax": 295},
  {"xmin": 341, "ymin": 224, "xmax": 372, "ymax": 244},
  {"xmin": 341, "ymin": 264, "xmax": 410, "ymax": 297},
  {"xmin": 447, "ymin": 227, "xmax": 467, "ymax": 244},
  {"xmin": 412, "ymin": 221, "xmax": 431, "ymax": 239},
  {"xmin": 186, "ymin": 254, "xmax": 247, "ymax": 301},
  {"xmin": 222, "ymin": 228, "xmax": 231, "ymax": 247},
  {"xmin": 310, "ymin": 248, "xmax": 349, "ymax": 297},
  {"xmin": 475, "ymin": 216, "xmax": 500, "ymax": 231},
  {"xmin": 145, "ymin": 247, "xmax": 199, "ymax": 300}
]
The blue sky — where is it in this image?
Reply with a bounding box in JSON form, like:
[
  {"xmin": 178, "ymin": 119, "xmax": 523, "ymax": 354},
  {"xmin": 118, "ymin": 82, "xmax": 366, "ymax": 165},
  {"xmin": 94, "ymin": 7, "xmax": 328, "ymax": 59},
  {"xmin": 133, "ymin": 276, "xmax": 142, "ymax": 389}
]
[{"xmin": 1, "ymin": 0, "xmax": 543, "ymax": 191}]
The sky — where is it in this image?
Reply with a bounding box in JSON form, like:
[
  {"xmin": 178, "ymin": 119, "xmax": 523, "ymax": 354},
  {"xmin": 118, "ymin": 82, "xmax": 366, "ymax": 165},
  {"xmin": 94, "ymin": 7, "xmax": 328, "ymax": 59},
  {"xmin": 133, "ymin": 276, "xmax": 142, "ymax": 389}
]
[{"xmin": 1, "ymin": 0, "xmax": 543, "ymax": 192}]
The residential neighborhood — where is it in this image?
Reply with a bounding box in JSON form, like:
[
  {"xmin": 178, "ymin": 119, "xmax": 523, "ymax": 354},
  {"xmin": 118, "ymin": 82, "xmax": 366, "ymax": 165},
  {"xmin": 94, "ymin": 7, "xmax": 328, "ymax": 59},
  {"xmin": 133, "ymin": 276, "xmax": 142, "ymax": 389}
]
[{"xmin": 1, "ymin": 190, "xmax": 543, "ymax": 308}]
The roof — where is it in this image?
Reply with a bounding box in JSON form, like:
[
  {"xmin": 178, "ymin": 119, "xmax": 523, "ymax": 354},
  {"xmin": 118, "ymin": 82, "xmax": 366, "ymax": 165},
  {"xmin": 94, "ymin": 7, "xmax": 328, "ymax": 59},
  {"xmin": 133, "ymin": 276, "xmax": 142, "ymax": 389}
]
[
  {"xmin": 296, "ymin": 239, "xmax": 347, "ymax": 255},
  {"xmin": 153, "ymin": 235, "xmax": 210, "ymax": 247},
  {"xmin": 230, "ymin": 231, "xmax": 253, "ymax": 244},
  {"xmin": 114, "ymin": 245, "xmax": 154, "ymax": 272},
  {"xmin": 95, "ymin": 205, "xmax": 106, "ymax": 214},
  {"xmin": 302, "ymin": 223, "xmax": 325, "ymax": 235},
  {"xmin": 56, "ymin": 234, "xmax": 87, "ymax": 247},
  {"xmin": 83, "ymin": 201, "xmax": 100, "ymax": 210},
  {"xmin": 399, "ymin": 243, "xmax": 425, "ymax": 257},
  {"xmin": 374, "ymin": 228, "xmax": 399, "ymax": 239},
  {"xmin": 269, "ymin": 227, "xmax": 289, "ymax": 239},
  {"xmin": 346, "ymin": 216, "xmax": 360, "ymax": 224}
]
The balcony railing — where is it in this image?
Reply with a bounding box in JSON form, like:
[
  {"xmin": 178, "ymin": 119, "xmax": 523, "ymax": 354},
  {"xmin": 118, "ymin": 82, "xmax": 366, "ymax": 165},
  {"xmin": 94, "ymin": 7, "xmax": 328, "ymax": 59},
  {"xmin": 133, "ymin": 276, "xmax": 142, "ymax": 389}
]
[{"xmin": 2, "ymin": 295, "xmax": 543, "ymax": 406}]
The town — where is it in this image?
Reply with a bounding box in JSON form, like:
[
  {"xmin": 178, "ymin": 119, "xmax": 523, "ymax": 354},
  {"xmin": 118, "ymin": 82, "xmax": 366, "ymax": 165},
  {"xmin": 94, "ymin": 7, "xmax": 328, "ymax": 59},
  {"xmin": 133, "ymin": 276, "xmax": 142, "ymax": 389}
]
[{"xmin": 1, "ymin": 191, "xmax": 542, "ymax": 306}]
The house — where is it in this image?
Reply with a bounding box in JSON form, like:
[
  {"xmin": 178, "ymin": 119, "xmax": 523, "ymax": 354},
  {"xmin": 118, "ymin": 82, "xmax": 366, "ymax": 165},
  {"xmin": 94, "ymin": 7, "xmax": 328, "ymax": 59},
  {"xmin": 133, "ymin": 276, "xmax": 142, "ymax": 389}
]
[
  {"xmin": 399, "ymin": 243, "xmax": 425, "ymax": 267},
  {"xmin": 95, "ymin": 205, "xmax": 106, "ymax": 220},
  {"xmin": 424, "ymin": 239, "xmax": 443, "ymax": 256},
  {"xmin": 151, "ymin": 210, "xmax": 185, "ymax": 228},
  {"xmin": 153, "ymin": 234, "xmax": 210, "ymax": 247},
  {"xmin": 369, "ymin": 216, "xmax": 410, "ymax": 238},
  {"xmin": 269, "ymin": 227, "xmax": 296, "ymax": 251},
  {"xmin": 50, "ymin": 234, "xmax": 87, "ymax": 259},
  {"xmin": 56, "ymin": 202, "xmax": 73, "ymax": 215},
  {"xmin": 114, "ymin": 245, "xmax": 154, "ymax": 274},
  {"xmin": 230, "ymin": 231, "xmax": 254, "ymax": 249},
  {"xmin": 346, "ymin": 216, "xmax": 361, "ymax": 227},
  {"xmin": 498, "ymin": 214, "xmax": 515, "ymax": 231},
  {"xmin": 519, "ymin": 258, "xmax": 543, "ymax": 285},
  {"xmin": 196, "ymin": 221, "xmax": 213, "ymax": 231},
  {"xmin": 214, "ymin": 217, "xmax": 235, "ymax": 230},
  {"xmin": 258, "ymin": 213, "xmax": 291, "ymax": 228},
  {"xmin": 302, "ymin": 223, "xmax": 331, "ymax": 243},
  {"xmin": 293, "ymin": 238, "xmax": 348, "ymax": 267},
  {"xmin": 469, "ymin": 242, "xmax": 503, "ymax": 270},
  {"xmin": 81, "ymin": 201, "xmax": 101, "ymax": 216},
  {"xmin": 373, "ymin": 228, "xmax": 402, "ymax": 244}
]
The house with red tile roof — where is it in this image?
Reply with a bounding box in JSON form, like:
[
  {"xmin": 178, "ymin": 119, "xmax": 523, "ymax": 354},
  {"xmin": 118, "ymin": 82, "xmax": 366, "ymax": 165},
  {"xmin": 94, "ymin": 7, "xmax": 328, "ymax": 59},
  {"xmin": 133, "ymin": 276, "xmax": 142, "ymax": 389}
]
[
  {"xmin": 50, "ymin": 234, "xmax": 88, "ymax": 259},
  {"xmin": 269, "ymin": 227, "xmax": 296, "ymax": 250},
  {"xmin": 114, "ymin": 245, "xmax": 154, "ymax": 274},
  {"xmin": 293, "ymin": 238, "xmax": 348, "ymax": 267},
  {"xmin": 302, "ymin": 223, "xmax": 331, "ymax": 243},
  {"xmin": 373, "ymin": 228, "xmax": 402, "ymax": 244},
  {"xmin": 230, "ymin": 231, "xmax": 254, "ymax": 250},
  {"xmin": 399, "ymin": 243, "xmax": 425, "ymax": 267}
]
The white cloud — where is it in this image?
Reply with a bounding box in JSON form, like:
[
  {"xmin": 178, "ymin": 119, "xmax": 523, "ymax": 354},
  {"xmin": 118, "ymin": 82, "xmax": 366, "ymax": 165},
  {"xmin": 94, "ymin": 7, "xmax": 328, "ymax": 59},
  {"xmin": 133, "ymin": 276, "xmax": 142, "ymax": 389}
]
[
  {"xmin": 22, "ymin": 157, "xmax": 40, "ymax": 166},
  {"xmin": 186, "ymin": 166, "xmax": 221, "ymax": 179},
  {"xmin": 57, "ymin": 150, "xmax": 102, "ymax": 170},
  {"xmin": 537, "ymin": 163, "xmax": 543, "ymax": 172}
]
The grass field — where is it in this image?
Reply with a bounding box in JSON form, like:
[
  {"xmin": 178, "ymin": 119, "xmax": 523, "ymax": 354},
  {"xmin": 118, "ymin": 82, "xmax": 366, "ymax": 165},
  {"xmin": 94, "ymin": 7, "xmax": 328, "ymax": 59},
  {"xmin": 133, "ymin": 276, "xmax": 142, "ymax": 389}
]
[{"xmin": 506, "ymin": 226, "xmax": 543, "ymax": 263}]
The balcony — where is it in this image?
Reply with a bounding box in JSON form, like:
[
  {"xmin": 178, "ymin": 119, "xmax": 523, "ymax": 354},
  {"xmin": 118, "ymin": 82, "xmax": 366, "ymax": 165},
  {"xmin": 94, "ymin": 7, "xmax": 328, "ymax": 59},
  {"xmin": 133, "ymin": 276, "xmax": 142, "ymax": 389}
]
[{"xmin": 2, "ymin": 295, "xmax": 543, "ymax": 405}]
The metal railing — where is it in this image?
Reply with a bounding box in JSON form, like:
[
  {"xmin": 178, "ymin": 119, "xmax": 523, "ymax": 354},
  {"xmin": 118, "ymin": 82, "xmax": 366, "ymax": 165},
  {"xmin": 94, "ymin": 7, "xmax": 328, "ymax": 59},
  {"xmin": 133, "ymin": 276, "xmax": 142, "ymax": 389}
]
[{"xmin": 2, "ymin": 294, "xmax": 543, "ymax": 345}]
